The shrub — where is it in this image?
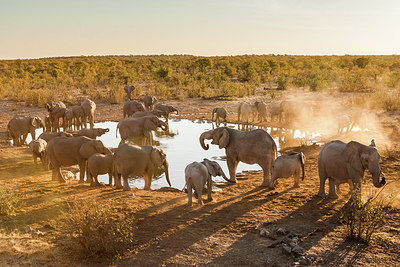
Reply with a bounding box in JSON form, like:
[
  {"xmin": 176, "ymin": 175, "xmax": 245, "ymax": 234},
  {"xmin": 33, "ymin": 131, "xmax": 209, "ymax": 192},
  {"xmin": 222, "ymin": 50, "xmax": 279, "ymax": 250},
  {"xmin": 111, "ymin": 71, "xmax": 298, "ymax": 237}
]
[
  {"xmin": 62, "ymin": 200, "xmax": 134, "ymax": 259},
  {"xmin": 340, "ymin": 189, "xmax": 392, "ymax": 244},
  {"xmin": 0, "ymin": 186, "xmax": 20, "ymax": 215}
]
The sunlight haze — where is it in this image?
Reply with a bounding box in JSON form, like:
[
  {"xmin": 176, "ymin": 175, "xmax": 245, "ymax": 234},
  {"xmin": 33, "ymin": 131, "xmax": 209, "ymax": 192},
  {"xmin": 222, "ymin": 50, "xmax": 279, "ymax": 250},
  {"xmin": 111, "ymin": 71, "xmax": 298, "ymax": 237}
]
[{"xmin": 1, "ymin": 0, "xmax": 399, "ymax": 59}]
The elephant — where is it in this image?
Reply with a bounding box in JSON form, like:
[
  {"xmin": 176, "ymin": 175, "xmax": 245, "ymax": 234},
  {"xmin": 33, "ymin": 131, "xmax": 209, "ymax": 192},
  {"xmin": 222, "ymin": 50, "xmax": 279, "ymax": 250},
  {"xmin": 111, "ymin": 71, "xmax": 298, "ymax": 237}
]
[
  {"xmin": 335, "ymin": 179, "xmax": 353, "ymax": 195},
  {"xmin": 270, "ymin": 152, "xmax": 305, "ymax": 189},
  {"xmin": 46, "ymin": 136, "xmax": 112, "ymax": 183},
  {"xmin": 29, "ymin": 138, "xmax": 47, "ymax": 165},
  {"xmin": 124, "ymin": 85, "xmax": 135, "ymax": 100},
  {"xmin": 45, "ymin": 101, "xmax": 66, "ymax": 132},
  {"xmin": 349, "ymin": 111, "xmax": 367, "ymax": 131},
  {"xmin": 44, "ymin": 115, "xmax": 52, "ymax": 132},
  {"xmin": 200, "ymin": 127, "xmax": 277, "ymax": 186},
  {"xmin": 76, "ymin": 128, "xmax": 109, "ymax": 139},
  {"xmin": 87, "ymin": 153, "xmax": 114, "ymax": 186},
  {"xmin": 317, "ymin": 139, "xmax": 386, "ymax": 198},
  {"xmin": 123, "ymin": 101, "xmax": 146, "ymax": 118},
  {"xmin": 237, "ymin": 102, "xmax": 257, "ymax": 123},
  {"xmin": 338, "ymin": 115, "xmax": 352, "ymax": 134},
  {"xmin": 142, "ymin": 95, "xmax": 157, "ymax": 110},
  {"xmin": 116, "ymin": 116, "xmax": 168, "ymax": 145},
  {"xmin": 270, "ymin": 103, "xmax": 283, "ymax": 122},
  {"xmin": 7, "ymin": 116, "xmax": 44, "ymax": 146},
  {"xmin": 154, "ymin": 104, "xmax": 178, "ymax": 119},
  {"xmin": 38, "ymin": 132, "xmax": 73, "ymax": 143},
  {"xmin": 113, "ymin": 143, "xmax": 170, "ymax": 191},
  {"xmin": 64, "ymin": 109, "xmax": 74, "ymax": 131},
  {"xmin": 81, "ymin": 99, "xmax": 96, "ymax": 129},
  {"xmin": 211, "ymin": 108, "xmax": 227, "ymax": 124},
  {"xmin": 132, "ymin": 110, "xmax": 167, "ymax": 119},
  {"xmin": 71, "ymin": 105, "xmax": 85, "ymax": 130},
  {"xmin": 185, "ymin": 158, "xmax": 231, "ymax": 206},
  {"xmin": 254, "ymin": 101, "xmax": 268, "ymax": 122}
]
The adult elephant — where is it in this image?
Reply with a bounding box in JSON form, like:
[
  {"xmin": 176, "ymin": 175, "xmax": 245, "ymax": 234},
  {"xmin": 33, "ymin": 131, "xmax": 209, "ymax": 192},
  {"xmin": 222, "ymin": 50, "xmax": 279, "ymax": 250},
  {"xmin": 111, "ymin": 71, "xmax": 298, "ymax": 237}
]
[
  {"xmin": 154, "ymin": 104, "xmax": 178, "ymax": 119},
  {"xmin": 237, "ymin": 102, "xmax": 257, "ymax": 123},
  {"xmin": 46, "ymin": 136, "xmax": 112, "ymax": 183},
  {"xmin": 71, "ymin": 105, "xmax": 85, "ymax": 130},
  {"xmin": 270, "ymin": 103, "xmax": 283, "ymax": 122},
  {"xmin": 81, "ymin": 99, "xmax": 96, "ymax": 129},
  {"xmin": 124, "ymin": 85, "xmax": 135, "ymax": 100},
  {"xmin": 114, "ymin": 143, "xmax": 170, "ymax": 191},
  {"xmin": 123, "ymin": 101, "xmax": 146, "ymax": 118},
  {"xmin": 38, "ymin": 132, "xmax": 73, "ymax": 143},
  {"xmin": 116, "ymin": 116, "xmax": 168, "ymax": 145},
  {"xmin": 254, "ymin": 101, "xmax": 268, "ymax": 122},
  {"xmin": 142, "ymin": 95, "xmax": 157, "ymax": 110},
  {"xmin": 317, "ymin": 139, "xmax": 385, "ymax": 198},
  {"xmin": 7, "ymin": 116, "xmax": 45, "ymax": 146},
  {"xmin": 200, "ymin": 127, "xmax": 277, "ymax": 186},
  {"xmin": 45, "ymin": 101, "xmax": 66, "ymax": 132}
]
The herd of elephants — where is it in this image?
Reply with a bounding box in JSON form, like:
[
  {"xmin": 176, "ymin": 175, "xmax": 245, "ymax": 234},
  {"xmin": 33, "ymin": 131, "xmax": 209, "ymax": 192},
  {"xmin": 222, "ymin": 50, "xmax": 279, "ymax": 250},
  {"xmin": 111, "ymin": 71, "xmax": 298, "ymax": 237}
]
[{"xmin": 6, "ymin": 85, "xmax": 386, "ymax": 205}]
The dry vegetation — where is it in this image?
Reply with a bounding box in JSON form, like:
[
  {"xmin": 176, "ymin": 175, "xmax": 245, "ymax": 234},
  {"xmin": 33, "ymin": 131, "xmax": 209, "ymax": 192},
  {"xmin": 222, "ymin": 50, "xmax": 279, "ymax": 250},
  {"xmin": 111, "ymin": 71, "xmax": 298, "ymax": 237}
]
[{"xmin": 0, "ymin": 55, "xmax": 400, "ymax": 266}]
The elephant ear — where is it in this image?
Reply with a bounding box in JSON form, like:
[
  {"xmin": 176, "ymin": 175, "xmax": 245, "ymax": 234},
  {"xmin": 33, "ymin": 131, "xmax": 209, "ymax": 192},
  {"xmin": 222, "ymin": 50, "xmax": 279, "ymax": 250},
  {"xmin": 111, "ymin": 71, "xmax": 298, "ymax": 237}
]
[
  {"xmin": 150, "ymin": 147, "xmax": 165, "ymax": 167},
  {"xmin": 341, "ymin": 141, "xmax": 364, "ymax": 172},
  {"xmin": 79, "ymin": 141, "xmax": 100, "ymax": 159},
  {"xmin": 203, "ymin": 159, "xmax": 217, "ymax": 177},
  {"xmin": 30, "ymin": 117, "xmax": 40, "ymax": 128},
  {"xmin": 144, "ymin": 117, "xmax": 157, "ymax": 131},
  {"xmin": 218, "ymin": 129, "xmax": 230, "ymax": 149}
]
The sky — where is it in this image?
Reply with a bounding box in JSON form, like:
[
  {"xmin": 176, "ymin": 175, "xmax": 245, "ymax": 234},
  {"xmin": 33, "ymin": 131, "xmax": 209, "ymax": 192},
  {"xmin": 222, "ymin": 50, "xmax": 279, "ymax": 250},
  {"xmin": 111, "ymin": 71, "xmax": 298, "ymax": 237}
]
[{"xmin": 1, "ymin": 0, "xmax": 400, "ymax": 59}]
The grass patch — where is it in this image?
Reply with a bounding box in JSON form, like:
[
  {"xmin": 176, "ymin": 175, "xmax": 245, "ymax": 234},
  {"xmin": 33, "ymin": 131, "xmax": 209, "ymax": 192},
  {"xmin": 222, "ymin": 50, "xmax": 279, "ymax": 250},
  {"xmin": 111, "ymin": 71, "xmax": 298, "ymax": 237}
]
[{"xmin": 0, "ymin": 186, "xmax": 20, "ymax": 215}]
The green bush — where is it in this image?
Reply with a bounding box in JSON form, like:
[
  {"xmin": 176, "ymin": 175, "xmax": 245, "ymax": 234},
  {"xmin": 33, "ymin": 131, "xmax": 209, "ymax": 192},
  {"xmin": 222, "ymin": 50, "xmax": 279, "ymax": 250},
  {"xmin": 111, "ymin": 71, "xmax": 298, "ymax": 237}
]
[{"xmin": 0, "ymin": 186, "xmax": 20, "ymax": 215}]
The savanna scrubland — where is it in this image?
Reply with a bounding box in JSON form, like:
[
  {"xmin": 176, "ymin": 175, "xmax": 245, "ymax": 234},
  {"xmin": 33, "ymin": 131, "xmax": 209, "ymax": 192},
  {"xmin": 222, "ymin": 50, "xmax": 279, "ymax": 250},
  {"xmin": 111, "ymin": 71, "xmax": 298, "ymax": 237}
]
[{"xmin": 0, "ymin": 55, "xmax": 399, "ymax": 266}]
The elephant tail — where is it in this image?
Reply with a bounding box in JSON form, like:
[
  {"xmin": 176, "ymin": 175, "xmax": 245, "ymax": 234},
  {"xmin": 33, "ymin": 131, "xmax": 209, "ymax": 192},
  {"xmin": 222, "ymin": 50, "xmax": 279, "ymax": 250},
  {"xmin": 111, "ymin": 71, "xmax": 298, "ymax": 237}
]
[
  {"xmin": 116, "ymin": 122, "xmax": 120, "ymax": 138},
  {"xmin": 299, "ymin": 152, "xmax": 305, "ymax": 181}
]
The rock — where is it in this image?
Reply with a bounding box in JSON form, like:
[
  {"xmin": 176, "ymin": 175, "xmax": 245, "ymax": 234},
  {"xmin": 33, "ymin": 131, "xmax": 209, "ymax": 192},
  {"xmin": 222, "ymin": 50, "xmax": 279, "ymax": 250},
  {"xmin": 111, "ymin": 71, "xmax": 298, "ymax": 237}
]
[
  {"xmin": 24, "ymin": 226, "xmax": 32, "ymax": 233},
  {"xmin": 306, "ymin": 253, "xmax": 317, "ymax": 262},
  {"xmin": 276, "ymin": 228, "xmax": 287, "ymax": 235},
  {"xmin": 262, "ymin": 220, "xmax": 273, "ymax": 226},
  {"xmin": 281, "ymin": 244, "xmax": 292, "ymax": 255},
  {"xmin": 298, "ymin": 256, "xmax": 311, "ymax": 265},
  {"xmin": 267, "ymin": 241, "xmax": 280, "ymax": 248},
  {"xmin": 31, "ymin": 230, "xmax": 45, "ymax": 237},
  {"xmin": 289, "ymin": 242, "xmax": 297, "ymax": 248},
  {"xmin": 292, "ymin": 262, "xmax": 301, "ymax": 266},
  {"xmin": 259, "ymin": 229, "xmax": 270, "ymax": 237},
  {"xmin": 292, "ymin": 237, "xmax": 299, "ymax": 243},
  {"xmin": 282, "ymin": 236, "xmax": 292, "ymax": 245},
  {"xmin": 291, "ymin": 245, "xmax": 304, "ymax": 255}
]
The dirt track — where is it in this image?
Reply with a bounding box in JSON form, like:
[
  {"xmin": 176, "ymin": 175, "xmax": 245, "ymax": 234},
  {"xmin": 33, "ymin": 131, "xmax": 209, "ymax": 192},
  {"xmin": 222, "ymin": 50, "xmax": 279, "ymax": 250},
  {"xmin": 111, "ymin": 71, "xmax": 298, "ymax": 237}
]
[{"xmin": 0, "ymin": 95, "xmax": 399, "ymax": 266}]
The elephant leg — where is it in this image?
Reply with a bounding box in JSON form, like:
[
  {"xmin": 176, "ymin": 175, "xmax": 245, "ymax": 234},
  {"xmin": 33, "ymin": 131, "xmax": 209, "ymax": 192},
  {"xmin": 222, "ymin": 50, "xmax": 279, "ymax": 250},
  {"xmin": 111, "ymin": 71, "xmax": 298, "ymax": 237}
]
[
  {"xmin": 115, "ymin": 172, "xmax": 123, "ymax": 189},
  {"xmin": 328, "ymin": 178, "xmax": 339, "ymax": 199},
  {"xmin": 89, "ymin": 114, "xmax": 94, "ymax": 129},
  {"xmin": 33, "ymin": 155, "xmax": 37, "ymax": 165},
  {"xmin": 123, "ymin": 175, "xmax": 131, "ymax": 191},
  {"xmin": 261, "ymin": 156, "xmax": 273, "ymax": 187},
  {"xmin": 207, "ymin": 177, "xmax": 213, "ymax": 201},
  {"xmin": 227, "ymin": 157, "xmax": 238, "ymax": 183},
  {"xmin": 294, "ymin": 172, "xmax": 300, "ymax": 188},
  {"xmin": 78, "ymin": 162, "xmax": 86, "ymax": 183},
  {"xmin": 336, "ymin": 183, "xmax": 342, "ymax": 195},
  {"xmin": 108, "ymin": 173, "xmax": 113, "ymax": 186},
  {"xmin": 55, "ymin": 167, "xmax": 66, "ymax": 183},
  {"xmin": 186, "ymin": 180, "xmax": 193, "ymax": 206},
  {"xmin": 22, "ymin": 134, "xmax": 28, "ymax": 145},
  {"xmin": 94, "ymin": 175, "xmax": 101, "ymax": 186}
]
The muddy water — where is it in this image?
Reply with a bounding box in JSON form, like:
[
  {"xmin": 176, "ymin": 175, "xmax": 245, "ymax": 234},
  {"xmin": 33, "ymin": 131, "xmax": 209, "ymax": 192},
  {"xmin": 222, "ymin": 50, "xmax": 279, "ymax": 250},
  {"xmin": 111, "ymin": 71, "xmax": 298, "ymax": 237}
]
[{"xmin": 24, "ymin": 119, "xmax": 322, "ymax": 189}]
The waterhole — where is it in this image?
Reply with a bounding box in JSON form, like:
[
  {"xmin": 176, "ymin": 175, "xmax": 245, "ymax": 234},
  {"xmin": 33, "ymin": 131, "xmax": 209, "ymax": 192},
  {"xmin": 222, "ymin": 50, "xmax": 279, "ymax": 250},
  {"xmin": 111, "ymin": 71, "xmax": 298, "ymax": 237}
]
[{"xmin": 23, "ymin": 119, "xmax": 322, "ymax": 189}]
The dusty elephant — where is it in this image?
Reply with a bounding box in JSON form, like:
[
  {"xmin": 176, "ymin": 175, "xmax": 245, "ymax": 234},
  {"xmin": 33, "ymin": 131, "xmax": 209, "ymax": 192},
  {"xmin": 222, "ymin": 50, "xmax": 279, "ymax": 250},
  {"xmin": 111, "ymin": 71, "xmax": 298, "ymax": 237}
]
[
  {"xmin": 38, "ymin": 132, "xmax": 73, "ymax": 143},
  {"xmin": 142, "ymin": 95, "xmax": 157, "ymax": 110},
  {"xmin": 29, "ymin": 138, "xmax": 47, "ymax": 165},
  {"xmin": 154, "ymin": 104, "xmax": 178, "ymax": 119},
  {"xmin": 76, "ymin": 128, "xmax": 109, "ymax": 139},
  {"xmin": 200, "ymin": 127, "xmax": 277, "ymax": 186},
  {"xmin": 317, "ymin": 139, "xmax": 385, "ymax": 198},
  {"xmin": 123, "ymin": 101, "xmax": 146, "ymax": 118},
  {"xmin": 338, "ymin": 115, "xmax": 352, "ymax": 134},
  {"xmin": 124, "ymin": 85, "xmax": 135, "ymax": 100},
  {"xmin": 237, "ymin": 102, "xmax": 257, "ymax": 123},
  {"xmin": 87, "ymin": 153, "xmax": 114, "ymax": 186},
  {"xmin": 113, "ymin": 143, "xmax": 170, "ymax": 191},
  {"xmin": 45, "ymin": 101, "xmax": 66, "ymax": 132},
  {"xmin": 116, "ymin": 116, "xmax": 167, "ymax": 145},
  {"xmin": 46, "ymin": 136, "xmax": 112, "ymax": 183},
  {"xmin": 185, "ymin": 158, "xmax": 232, "ymax": 206},
  {"xmin": 211, "ymin": 107, "xmax": 227, "ymax": 124},
  {"xmin": 270, "ymin": 103, "xmax": 283, "ymax": 122},
  {"xmin": 7, "ymin": 116, "xmax": 44, "ymax": 146},
  {"xmin": 270, "ymin": 152, "xmax": 305, "ymax": 189},
  {"xmin": 81, "ymin": 99, "xmax": 96, "ymax": 129},
  {"xmin": 254, "ymin": 101, "xmax": 268, "ymax": 122}
]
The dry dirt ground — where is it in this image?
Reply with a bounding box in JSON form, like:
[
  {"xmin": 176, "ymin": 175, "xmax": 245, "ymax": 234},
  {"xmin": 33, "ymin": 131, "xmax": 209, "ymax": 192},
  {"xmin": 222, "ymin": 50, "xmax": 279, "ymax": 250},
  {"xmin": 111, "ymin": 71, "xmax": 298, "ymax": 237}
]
[{"xmin": 0, "ymin": 93, "xmax": 400, "ymax": 266}]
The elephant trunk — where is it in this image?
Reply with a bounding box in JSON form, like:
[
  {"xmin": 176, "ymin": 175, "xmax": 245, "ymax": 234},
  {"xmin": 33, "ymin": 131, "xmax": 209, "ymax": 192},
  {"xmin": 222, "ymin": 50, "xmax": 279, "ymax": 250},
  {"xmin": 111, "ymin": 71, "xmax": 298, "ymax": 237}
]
[
  {"xmin": 164, "ymin": 161, "xmax": 171, "ymax": 187},
  {"xmin": 174, "ymin": 109, "xmax": 178, "ymax": 115},
  {"xmin": 221, "ymin": 170, "xmax": 235, "ymax": 183},
  {"xmin": 103, "ymin": 147, "xmax": 113, "ymax": 155},
  {"xmin": 372, "ymin": 170, "xmax": 386, "ymax": 188},
  {"xmin": 199, "ymin": 130, "xmax": 213, "ymax": 150}
]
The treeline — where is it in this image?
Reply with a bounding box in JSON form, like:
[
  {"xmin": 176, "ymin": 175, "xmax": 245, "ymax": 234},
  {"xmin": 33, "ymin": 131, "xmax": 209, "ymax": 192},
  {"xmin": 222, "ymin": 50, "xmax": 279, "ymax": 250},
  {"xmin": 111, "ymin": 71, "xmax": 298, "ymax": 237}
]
[{"xmin": 0, "ymin": 55, "xmax": 399, "ymax": 107}]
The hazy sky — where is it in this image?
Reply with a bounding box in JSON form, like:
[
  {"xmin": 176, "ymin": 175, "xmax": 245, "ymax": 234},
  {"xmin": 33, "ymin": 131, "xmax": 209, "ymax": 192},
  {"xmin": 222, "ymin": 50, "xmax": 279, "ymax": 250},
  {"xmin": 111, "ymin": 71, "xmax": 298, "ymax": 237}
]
[{"xmin": 1, "ymin": 0, "xmax": 399, "ymax": 59}]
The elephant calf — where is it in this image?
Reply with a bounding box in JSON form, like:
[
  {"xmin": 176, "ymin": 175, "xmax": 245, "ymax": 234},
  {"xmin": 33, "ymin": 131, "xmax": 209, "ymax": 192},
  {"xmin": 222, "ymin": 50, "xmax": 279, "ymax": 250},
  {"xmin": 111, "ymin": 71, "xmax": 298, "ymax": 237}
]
[
  {"xmin": 211, "ymin": 107, "xmax": 227, "ymax": 124},
  {"xmin": 29, "ymin": 138, "xmax": 47, "ymax": 165},
  {"xmin": 87, "ymin": 153, "xmax": 114, "ymax": 186},
  {"xmin": 77, "ymin": 128, "xmax": 109, "ymax": 139},
  {"xmin": 184, "ymin": 158, "xmax": 231, "ymax": 206},
  {"xmin": 270, "ymin": 152, "xmax": 305, "ymax": 189}
]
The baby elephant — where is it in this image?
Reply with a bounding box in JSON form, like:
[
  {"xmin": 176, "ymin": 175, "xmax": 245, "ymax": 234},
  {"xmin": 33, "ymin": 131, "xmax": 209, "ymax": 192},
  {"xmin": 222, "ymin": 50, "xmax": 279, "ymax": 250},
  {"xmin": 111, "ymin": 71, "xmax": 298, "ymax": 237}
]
[
  {"xmin": 87, "ymin": 153, "xmax": 114, "ymax": 186},
  {"xmin": 270, "ymin": 152, "xmax": 305, "ymax": 189},
  {"xmin": 29, "ymin": 138, "xmax": 47, "ymax": 165},
  {"xmin": 184, "ymin": 158, "xmax": 231, "ymax": 206},
  {"xmin": 77, "ymin": 128, "xmax": 109, "ymax": 139},
  {"xmin": 211, "ymin": 107, "xmax": 227, "ymax": 123}
]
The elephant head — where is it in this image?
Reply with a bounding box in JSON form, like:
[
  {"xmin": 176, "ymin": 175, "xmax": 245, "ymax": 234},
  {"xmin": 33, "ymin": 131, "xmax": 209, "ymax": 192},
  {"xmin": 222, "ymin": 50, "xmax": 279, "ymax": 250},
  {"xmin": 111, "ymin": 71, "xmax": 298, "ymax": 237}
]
[
  {"xmin": 202, "ymin": 158, "xmax": 232, "ymax": 182},
  {"xmin": 79, "ymin": 140, "xmax": 112, "ymax": 159},
  {"xmin": 94, "ymin": 128, "xmax": 110, "ymax": 137},
  {"xmin": 31, "ymin": 117, "xmax": 45, "ymax": 130},
  {"xmin": 200, "ymin": 128, "xmax": 230, "ymax": 150},
  {"xmin": 211, "ymin": 108, "xmax": 217, "ymax": 121},
  {"xmin": 150, "ymin": 147, "xmax": 171, "ymax": 186},
  {"xmin": 145, "ymin": 116, "xmax": 168, "ymax": 131},
  {"xmin": 342, "ymin": 139, "xmax": 385, "ymax": 188}
]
